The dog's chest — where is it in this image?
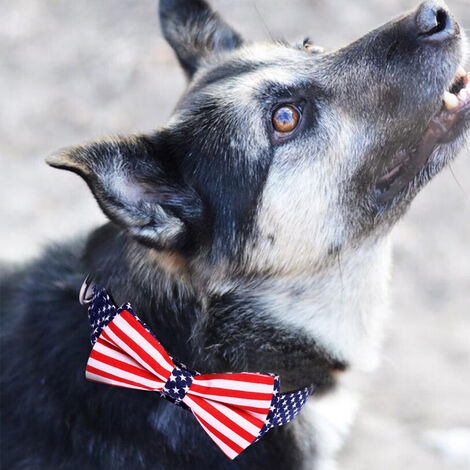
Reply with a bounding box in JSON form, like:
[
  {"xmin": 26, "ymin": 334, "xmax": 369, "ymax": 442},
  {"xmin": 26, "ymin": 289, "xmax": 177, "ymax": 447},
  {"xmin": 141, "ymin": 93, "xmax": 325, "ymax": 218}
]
[{"xmin": 272, "ymin": 239, "xmax": 393, "ymax": 469}]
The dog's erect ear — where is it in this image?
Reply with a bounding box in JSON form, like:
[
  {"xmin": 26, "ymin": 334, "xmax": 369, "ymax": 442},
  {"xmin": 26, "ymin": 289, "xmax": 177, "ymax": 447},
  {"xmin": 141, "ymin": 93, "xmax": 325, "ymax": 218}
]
[
  {"xmin": 159, "ymin": 0, "xmax": 243, "ymax": 78},
  {"xmin": 46, "ymin": 134, "xmax": 203, "ymax": 251}
]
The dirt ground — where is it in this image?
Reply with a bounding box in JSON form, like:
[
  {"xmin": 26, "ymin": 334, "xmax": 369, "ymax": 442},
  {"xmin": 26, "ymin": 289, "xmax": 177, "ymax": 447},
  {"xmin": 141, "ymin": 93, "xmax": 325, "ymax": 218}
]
[{"xmin": 1, "ymin": 1, "xmax": 469, "ymax": 468}]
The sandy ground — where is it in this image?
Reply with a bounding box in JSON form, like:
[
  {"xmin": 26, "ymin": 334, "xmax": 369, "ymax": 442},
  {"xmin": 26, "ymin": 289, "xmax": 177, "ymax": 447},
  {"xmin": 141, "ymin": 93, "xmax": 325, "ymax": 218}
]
[{"xmin": 1, "ymin": 0, "xmax": 469, "ymax": 468}]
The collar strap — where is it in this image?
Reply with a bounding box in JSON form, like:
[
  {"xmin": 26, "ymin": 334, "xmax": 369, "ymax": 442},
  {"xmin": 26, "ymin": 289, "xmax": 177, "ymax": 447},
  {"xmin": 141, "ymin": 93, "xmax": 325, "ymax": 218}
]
[{"xmin": 82, "ymin": 280, "xmax": 314, "ymax": 459}]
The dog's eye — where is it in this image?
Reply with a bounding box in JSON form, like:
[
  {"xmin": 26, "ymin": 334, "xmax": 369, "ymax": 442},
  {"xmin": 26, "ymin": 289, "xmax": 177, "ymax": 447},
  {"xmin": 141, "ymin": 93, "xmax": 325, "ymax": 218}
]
[{"xmin": 272, "ymin": 105, "xmax": 300, "ymax": 134}]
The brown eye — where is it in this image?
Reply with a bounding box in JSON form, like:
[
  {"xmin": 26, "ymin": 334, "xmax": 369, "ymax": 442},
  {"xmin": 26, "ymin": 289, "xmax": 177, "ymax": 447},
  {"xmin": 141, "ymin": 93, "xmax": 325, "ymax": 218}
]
[{"xmin": 272, "ymin": 105, "xmax": 300, "ymax": 134}]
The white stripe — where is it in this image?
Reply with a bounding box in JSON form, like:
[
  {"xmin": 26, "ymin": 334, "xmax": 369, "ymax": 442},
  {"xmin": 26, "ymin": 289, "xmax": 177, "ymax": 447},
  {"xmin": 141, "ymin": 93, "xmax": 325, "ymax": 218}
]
[
  {"xmin": 206, "ymin": 399, "xmax": 260, "ymax": 436},
  {"xmin": 245, "ymin": 410, "xmax": 267, "ymax": 420},
  {"xmin": 94, "ymin": 341, "xmax": 143, "ymax": 368},
  {"xmin": 183, "ymin": 396, "xmax": 251, "ymax": 449},
  {"xmin": 188, "ymin": 391, "xmax": 271, "ymax": 409},
  {"xmin": 113, "ymin": 315, "xmax": 173, "ymax": 372},
  {"xmin": 103, "ymin": 325, "xmax": 164, "ymax": 379},
  {"xmin": 193, "ymin": 416, "xmax": 238, "ymax": 460},
  {"xmin": 86, "ymin": 370, "xmax": 149, "ymax": 391},
  {"xmin": 87, "ymin": 357, "xmax": 163, "ymax": 390},
  {"xmin": 192, "ymin": 377, "xmax": 273, "ymax": 393}
]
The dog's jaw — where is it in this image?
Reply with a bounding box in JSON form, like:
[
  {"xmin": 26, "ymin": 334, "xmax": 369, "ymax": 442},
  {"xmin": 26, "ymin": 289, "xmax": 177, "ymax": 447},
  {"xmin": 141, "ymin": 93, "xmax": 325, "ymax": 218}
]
[{"xmin": 375, "ymin": 65, "xmax": 470, "ymax": 207}]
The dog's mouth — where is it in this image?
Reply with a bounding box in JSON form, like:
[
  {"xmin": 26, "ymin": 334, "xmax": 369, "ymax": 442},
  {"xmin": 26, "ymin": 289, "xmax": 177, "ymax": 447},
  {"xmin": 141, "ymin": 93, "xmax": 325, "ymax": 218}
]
[{"xmin": 375, "ymin": 66, "xmax": 470, "ymax": 204}]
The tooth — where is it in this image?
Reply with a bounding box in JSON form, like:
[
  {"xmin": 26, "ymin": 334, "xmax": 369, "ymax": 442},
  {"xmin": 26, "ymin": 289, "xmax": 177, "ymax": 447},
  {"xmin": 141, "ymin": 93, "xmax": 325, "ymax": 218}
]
[
  {"xmin": 458, "ymin": 88, "xmax": 468, "ymax": 101},
  {"xmin": 443, "ymin": 91, "xmax": 459, "ymax": 110}
]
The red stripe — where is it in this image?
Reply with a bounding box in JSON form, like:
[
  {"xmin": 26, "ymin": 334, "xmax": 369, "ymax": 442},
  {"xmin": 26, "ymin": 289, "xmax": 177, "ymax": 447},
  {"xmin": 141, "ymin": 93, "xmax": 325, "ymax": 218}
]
[
  {"xmin": 107, "ymin": 320, "xmax": 171, "ymax": 380},
  {"xmin": 189, "ymin": 395, "xmax": 257, "ymax": 443},
  {"xmin": 86, "ymin": 365, "xmax": 154, "ymax": 390},
  {"xmin": 100, "ymin": 329, "xmax": 118, "ymax": 347},
  {"xmin": 195, "ymin": 373, "xmax": 274, "ymax": 385},
  {"xmin": 194, "ymin": 412, "xmax": 244, "ymax": 456},
  {"xmin": 205, "ymin": 399, "xmax": 265, "ymax": 428},
  {"xmin": 96, "ymin": 336, "xmax": 123, "ymax": 354},
  {"xmin": 237, "ymin": 404, "xmax": 270, "ymax": 415},
  {"xmin": 189, "ymin": 384, "xmax": 272, "ymax": 400},
  {"xmin": 120, "ymin": 310, "xmax": 173, "ymax": 368},
  {"xmin": 89, "ymin": 349, "xmax": 159, "ymax": 383}
]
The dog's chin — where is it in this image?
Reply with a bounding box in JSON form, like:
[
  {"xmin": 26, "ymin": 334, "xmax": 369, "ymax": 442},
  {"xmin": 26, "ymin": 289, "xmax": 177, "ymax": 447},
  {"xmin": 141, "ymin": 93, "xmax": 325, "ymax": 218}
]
[{"xmin": 374, "ymin": 67, "xmax": 470, "ymax": 209}]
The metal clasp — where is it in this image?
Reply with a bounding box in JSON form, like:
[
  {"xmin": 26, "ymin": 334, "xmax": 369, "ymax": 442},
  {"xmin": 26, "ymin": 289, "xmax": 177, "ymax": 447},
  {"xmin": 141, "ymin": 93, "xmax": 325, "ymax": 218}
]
[{"xmin": 79, "ymin": 274, "xmax": 95, "ymax": 305}]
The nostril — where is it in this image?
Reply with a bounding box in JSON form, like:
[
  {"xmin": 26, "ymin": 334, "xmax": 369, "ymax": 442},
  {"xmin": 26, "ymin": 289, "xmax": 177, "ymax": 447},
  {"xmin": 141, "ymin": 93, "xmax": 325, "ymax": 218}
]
[
  {"xmin": 416, "ymin": 2, "xmax": 454, "ymax": 40},
  {"xmin": 435, "ymin": 8, "xmax": 448, "ymax": 30}
]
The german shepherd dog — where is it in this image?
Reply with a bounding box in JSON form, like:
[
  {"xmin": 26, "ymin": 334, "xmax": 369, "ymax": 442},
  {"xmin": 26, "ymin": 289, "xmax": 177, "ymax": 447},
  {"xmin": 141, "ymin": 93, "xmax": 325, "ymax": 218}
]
[{"xmin": 1, "ymin": 0, "xmax": 469, "ymax": 468}]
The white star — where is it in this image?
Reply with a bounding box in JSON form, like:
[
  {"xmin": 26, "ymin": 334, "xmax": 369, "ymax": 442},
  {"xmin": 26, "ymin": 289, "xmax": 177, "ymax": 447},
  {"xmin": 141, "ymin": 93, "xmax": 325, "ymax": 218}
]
[
  {"xmin": 173, "ymin": 386, "xmax": 179, "ymax": 394},
  {"xmin": 179, "ymin": 375, "xmax": 186, "ymax": 383},
  {"xmin": 273, "ymin": 390, "xmax": 278, "ymax": 396},
  {"xmin": 183, "ymin": 385, "xmax": 190, "ymax": 393},
  {"xmin": 269, "ymin": 405, "xmax": 275, "ymax": 412},
  {"xmin": 169, "ymin": 374, "xmax": 176, "ymax": 381}
]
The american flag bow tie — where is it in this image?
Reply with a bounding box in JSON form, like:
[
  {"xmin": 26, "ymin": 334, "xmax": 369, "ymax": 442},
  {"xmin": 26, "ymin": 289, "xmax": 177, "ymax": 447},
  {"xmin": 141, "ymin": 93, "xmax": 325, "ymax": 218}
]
[{"xmin": 80, "ymin": 278, "xmax": 314, "ymax": 460}]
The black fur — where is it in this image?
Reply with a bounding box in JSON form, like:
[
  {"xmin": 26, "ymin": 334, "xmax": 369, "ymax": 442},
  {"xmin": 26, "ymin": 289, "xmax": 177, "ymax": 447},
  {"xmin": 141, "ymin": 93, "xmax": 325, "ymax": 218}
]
[
  {"xmin": 1, "ymin": 227, "xmax": 334, "ymax": 469},
  {"xmin": 159, "ymin": 0, "xmax": 243, "ymax": 78}
]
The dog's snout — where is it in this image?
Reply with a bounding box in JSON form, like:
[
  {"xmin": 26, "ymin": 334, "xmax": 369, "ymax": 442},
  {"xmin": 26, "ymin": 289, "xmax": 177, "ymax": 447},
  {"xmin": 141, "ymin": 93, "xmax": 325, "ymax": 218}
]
[{"xmin": 415, "ymin": 1, "xmax": 456, "ymax": 41}]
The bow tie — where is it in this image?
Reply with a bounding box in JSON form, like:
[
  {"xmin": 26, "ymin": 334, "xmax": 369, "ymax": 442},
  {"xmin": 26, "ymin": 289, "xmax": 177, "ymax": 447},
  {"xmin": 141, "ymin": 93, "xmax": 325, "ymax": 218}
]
[{"xmin": 80, "ymin": 277, "xmax": 314, "ymax": 460}]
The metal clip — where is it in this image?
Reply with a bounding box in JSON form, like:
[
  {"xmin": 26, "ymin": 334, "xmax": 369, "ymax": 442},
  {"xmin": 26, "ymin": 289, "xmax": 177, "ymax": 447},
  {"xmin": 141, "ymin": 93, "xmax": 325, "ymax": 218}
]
[{"xmin": 79, "ymin": 274, "xmax": 95, "ymax": 305}]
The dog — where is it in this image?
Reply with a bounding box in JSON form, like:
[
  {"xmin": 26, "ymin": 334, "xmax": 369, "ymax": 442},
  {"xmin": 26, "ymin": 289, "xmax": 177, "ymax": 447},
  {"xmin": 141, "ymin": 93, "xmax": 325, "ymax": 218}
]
[{"xmin": 1, "ymin": 0, "xmax": 469, "ymax": 468}]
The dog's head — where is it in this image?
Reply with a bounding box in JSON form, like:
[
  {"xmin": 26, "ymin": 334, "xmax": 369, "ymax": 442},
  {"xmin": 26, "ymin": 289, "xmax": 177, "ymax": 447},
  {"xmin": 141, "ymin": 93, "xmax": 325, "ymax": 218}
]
[{"xmin": 48, "ymin": 0, "xmax": 469, "ymax": 279}]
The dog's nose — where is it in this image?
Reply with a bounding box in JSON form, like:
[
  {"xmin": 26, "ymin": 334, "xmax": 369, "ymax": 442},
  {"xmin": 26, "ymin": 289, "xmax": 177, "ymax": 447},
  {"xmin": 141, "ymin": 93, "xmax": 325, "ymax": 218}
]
[{"xmin": 415, "ymin": 1, "xmax": 457, "ymax": 40}]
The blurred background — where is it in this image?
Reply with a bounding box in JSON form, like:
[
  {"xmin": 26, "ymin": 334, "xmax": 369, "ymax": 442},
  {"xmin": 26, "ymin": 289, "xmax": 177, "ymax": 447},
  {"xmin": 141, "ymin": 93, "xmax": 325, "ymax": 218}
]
[{"xmin": 1, "ymin": 0, "xmax": 469, "ymax": 468}]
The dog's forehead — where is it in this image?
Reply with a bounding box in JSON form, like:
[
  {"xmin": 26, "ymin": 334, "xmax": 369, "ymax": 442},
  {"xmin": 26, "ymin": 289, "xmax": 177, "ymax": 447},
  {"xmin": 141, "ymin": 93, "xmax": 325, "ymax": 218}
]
[{"xmin": 186, "ymin": 43, "xmax": 324, "ymax": 105}]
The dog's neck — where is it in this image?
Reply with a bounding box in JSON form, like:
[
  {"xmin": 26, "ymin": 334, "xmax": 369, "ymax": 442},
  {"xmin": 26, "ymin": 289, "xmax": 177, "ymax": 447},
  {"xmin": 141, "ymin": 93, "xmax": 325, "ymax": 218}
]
[
  {"xmin": 84, "ymin": 224, "xmax": 392, "ymax": 389},
  {"xmin": 244, "ymin": 237, "xmax": 392, "ymax": 371}
]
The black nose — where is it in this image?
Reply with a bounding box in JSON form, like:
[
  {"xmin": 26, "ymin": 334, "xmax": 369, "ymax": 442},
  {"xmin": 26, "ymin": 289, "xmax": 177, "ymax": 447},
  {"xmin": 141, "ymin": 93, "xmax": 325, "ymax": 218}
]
[{"xmin": 415, "ymin": 1, "xmax": 456, "ymax": 40}]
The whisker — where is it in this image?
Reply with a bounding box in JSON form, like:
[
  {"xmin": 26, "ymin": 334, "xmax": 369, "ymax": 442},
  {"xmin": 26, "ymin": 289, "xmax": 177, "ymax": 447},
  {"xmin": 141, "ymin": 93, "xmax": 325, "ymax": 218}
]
[
  {"xmin": 251, "ymin": 1, "xmax": 275, "ymax": 42},
  {"xmin": 448, "ymin": 162, "xmax": 470, "ymax": 210},
  {"xmin": 337, "ymin": 250, "xmax": 344, "ymax": 295}
]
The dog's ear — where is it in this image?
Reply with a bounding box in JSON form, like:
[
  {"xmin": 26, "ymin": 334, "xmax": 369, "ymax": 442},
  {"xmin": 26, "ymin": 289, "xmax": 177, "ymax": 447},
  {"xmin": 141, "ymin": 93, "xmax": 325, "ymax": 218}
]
[
  {"xmin": 159, "ymin": 0, "xmax": 243, "ymax": 78},
  {"xmin": 46, "ymin": 134, "xmax": 203, "ymax": 251}
]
